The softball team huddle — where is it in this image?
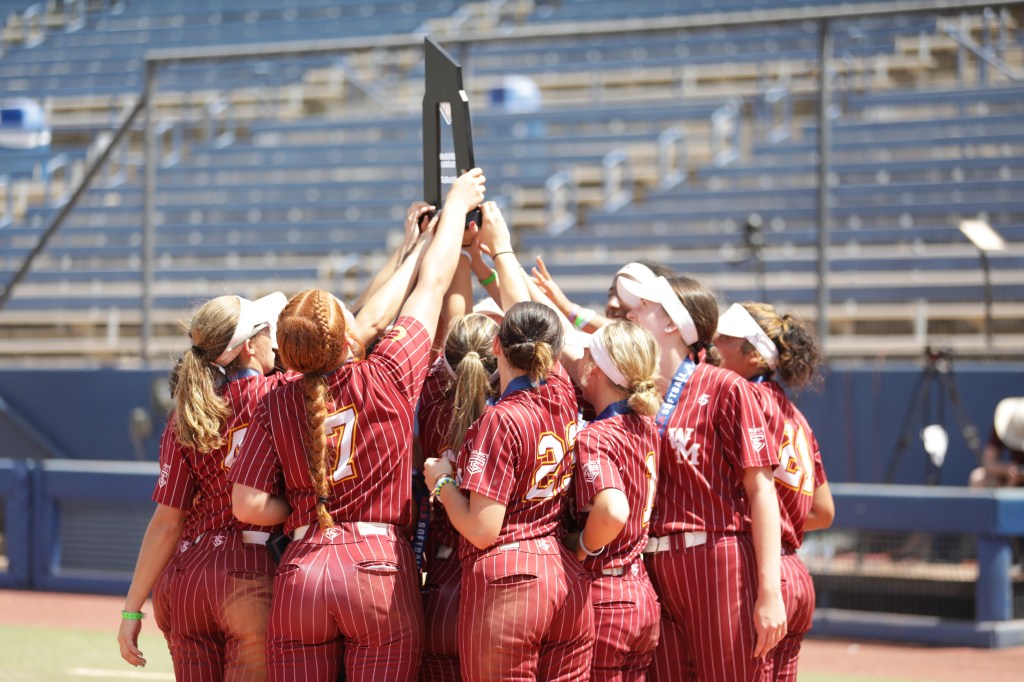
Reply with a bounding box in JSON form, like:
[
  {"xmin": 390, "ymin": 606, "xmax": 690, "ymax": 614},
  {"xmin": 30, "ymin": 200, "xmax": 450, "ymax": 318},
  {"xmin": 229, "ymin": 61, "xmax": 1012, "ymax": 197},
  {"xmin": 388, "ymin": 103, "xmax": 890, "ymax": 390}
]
[{"xmin": 118, "ymin": 168, "xmax": 834, "ymax": 682}]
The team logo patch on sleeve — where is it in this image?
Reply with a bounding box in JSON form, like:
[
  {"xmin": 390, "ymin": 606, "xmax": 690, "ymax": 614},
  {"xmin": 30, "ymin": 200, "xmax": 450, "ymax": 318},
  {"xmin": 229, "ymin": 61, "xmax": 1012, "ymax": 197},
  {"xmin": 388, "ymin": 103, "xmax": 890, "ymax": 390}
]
[
  {"xmin": 748, "ymin": 426, "xmax": 767, "ymax": 452},
  {"xmin": 158, "ymin": 463, "xmax": 171, "ymax": 487},
  {"xmin": 583, "ymin": 460, "xmax": 601, "ymax": 483},
  {"xmin": 466, "ymin": 449, "xmax": 489, "ymax": 474}
]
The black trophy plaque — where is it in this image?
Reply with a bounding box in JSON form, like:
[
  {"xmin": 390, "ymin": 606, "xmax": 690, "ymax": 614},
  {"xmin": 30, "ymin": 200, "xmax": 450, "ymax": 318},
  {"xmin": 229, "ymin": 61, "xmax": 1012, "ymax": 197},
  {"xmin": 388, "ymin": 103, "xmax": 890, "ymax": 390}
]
[{"xmin": 422, "ymin": 37, "xmax": 481, "ymax": 228}]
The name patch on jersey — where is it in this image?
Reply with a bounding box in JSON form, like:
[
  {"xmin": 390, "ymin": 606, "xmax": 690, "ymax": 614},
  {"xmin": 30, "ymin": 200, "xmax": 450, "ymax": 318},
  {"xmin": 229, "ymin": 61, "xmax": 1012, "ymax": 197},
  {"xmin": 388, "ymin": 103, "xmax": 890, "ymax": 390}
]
[
  {"xmin": 583, "ymin": 460, "xmax": 601, "ymax": 483},
  {"xmin": 158, "ymin": 463, "xmax": 171, "ymax": 487},
  {"xmin": 466, "ymin": 449, "xmax": 489, "ymax": 474},
  {"xmin": 748, "ymin": 426, "xmax": 767, "ymax": 452}
]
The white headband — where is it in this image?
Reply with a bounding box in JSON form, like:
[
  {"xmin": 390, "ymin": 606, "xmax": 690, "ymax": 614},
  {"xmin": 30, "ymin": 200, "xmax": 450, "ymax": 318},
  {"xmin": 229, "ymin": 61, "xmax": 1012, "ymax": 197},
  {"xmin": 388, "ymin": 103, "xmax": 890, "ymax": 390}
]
[
  {"xmin": 614, "ymin": 262, "xmax": 658, "ymax": 308},
  {"xmin": 717, "ymin": 303, "xmax": 780, "ymax": 369},
  {"xmin": 617, "ymin": 276, "xmax": 700, "ymax": 346},
  {"xmin": 589, "ymin": 328, "xmax": 629, "ymax": 390}
]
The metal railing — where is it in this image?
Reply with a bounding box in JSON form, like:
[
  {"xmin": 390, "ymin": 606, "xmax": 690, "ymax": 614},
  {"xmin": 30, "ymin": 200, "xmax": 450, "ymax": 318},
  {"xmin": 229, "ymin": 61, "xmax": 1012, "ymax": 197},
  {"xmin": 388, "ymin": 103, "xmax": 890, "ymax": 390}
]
[{"xmin": 1, "ymin": 0, "xmax": 1023, "ymax": 362}]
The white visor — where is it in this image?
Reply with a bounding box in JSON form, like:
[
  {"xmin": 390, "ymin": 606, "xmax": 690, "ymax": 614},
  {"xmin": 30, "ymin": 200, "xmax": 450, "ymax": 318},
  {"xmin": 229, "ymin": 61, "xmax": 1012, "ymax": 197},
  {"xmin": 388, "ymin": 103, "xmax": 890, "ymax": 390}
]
[
  {"xmin": 617, "ymin": 276, "xmax": 700, "ymax": 346},
  {"xmin": 717, "ymin": 303, "xmax": 779, "ymax": 369},
  {"xmin": 214, "ymin": 293, "xmax": 288, "ymax": 366},
  {"xmin": 614, "ymin": 262, "xmax": 658, "ymax": 309}
]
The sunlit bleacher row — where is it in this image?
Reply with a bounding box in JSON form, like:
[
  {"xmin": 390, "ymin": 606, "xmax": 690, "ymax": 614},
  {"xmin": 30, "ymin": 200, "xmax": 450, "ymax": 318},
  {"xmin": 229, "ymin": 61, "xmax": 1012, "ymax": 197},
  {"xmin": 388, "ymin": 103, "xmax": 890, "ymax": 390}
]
[{"xmin": 0, "ymin": 0, "xmax": 1022, "ymax": 363}]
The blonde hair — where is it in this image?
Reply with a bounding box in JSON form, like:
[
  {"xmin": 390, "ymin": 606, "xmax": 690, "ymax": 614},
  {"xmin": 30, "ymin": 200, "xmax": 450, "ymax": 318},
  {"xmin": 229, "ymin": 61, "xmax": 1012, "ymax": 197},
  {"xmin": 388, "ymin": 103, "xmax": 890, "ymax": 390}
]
[
  {"xmin": 173, "ymin": 296, "xmax": 240, "ymax": 453},
  {"xmin": 741, "ymin": 302, "xmax": 823, "ymax": 392},
  {"xmin": 444, "ymin": 314, "xmax": 499, "ymax": 452},
  {"xmin": 593, "ymin": 321, "xmax": 663, "ymax": 417},
  {"xmin": 277, "ymin": 289, "xmax": 350, "ymax": 532}
]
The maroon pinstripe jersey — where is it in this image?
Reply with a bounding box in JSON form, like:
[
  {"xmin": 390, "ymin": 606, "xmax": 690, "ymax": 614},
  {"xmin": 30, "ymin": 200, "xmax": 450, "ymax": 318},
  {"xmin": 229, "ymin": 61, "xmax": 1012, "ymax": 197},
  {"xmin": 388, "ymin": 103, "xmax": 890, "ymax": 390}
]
[
  {"xmin": 153, "ymin": 370, "xmax": 293, "ymax": 538},
  {"xmin": 754, "ymin": 380, "xmax": 828, "ymax": 550},
  {"xmin": 418, "ymin": 360, "xmax": 461, "ymax": 550},
  {"xmin": 456, "ymin": 363, "xmax": 579, "ymax": 561},
  {"xmin": 652, "ymin": 362, "xmax": 780, "ymax": 536},
  {"xmin": 573, "ymin": 408, "xmax": 660, "ymax": 570},
  {"xmin": 229, "ymin": 316, "xmax": 431, "ymax": 532}
]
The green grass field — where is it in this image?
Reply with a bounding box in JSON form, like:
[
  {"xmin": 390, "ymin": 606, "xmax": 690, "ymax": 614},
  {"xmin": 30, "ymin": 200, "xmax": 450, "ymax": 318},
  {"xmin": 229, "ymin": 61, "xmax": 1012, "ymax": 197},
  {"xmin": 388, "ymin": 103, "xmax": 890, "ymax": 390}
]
[
  {"xmin": 0, "ymin": 625, "xmax": 173, "ymax": 681},
  {"xmin": 0, "ymin": 624, "xmax": 972, "ymax": 682}
]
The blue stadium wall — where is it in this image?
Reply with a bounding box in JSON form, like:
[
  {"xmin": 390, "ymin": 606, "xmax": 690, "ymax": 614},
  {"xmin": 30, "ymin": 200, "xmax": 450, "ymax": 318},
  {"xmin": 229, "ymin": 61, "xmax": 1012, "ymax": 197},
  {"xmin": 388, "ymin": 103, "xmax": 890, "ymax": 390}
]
[{"xmin": 0, "ymin": 363, "xmax": 1020, "ymax": 485}]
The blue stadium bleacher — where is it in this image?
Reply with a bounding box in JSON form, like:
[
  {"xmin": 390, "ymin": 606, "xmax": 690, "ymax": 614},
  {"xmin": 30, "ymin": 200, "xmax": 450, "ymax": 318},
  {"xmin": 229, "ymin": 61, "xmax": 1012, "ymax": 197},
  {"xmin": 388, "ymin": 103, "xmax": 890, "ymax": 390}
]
[{"xmin": 0, "ymin": 0, "xmax": 1022, "ymax": 360}]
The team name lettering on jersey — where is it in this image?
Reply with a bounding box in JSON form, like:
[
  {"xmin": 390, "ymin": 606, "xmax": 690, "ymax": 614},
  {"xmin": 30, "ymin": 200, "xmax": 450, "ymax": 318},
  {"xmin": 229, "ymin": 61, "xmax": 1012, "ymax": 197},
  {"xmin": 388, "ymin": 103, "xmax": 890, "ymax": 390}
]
[{"xmin": 668, "ymin": 427, "xmax": 701, "ymax": 466}]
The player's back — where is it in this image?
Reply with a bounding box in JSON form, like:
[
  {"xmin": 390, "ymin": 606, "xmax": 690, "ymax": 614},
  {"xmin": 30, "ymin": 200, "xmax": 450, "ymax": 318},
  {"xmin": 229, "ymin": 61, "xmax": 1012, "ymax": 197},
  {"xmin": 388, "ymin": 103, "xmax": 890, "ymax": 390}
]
[
  {"xmin": 575, "ymin": 411, "xmax": 660, "ymax": 570},
  {"xmin": 457, "ymin": 363, "xmax": 579, "ymax": 560},
  {"xmin": 263, "ymin": 316, "xmax": 431, "ymax": 530}
]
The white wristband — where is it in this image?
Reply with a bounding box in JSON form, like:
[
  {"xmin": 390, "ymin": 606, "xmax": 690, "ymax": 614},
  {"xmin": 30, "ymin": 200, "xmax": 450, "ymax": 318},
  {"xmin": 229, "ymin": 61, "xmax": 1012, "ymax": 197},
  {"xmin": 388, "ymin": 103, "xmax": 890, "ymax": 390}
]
[{"xmin": 578, "ymin": 533, "xmax": 604, "ymax": 557}]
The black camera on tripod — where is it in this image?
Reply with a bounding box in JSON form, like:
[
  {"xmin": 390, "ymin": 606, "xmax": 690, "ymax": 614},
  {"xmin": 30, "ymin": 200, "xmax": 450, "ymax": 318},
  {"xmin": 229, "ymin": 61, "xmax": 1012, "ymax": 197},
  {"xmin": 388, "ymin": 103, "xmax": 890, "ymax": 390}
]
[{"xmin": 924, "ymin": 346, "xmax": 954, "ymax": 371}]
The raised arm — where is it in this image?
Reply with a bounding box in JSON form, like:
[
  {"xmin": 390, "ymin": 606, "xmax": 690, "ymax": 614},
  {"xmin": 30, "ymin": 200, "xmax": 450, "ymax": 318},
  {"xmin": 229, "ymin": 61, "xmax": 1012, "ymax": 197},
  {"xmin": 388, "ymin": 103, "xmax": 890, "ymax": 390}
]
[
  {"xmin": 399, "ymin": 169, "xmax": 486, "ymax": 341},
  {"xmin": 349, "ymin": 225, "xmax": 433, "ymax": 349},
  {"xmin": 532, "ymin": 255, "xmax": 611, "ymax": 332},
  {"xmin": 353, "ymin": 200, "xmax": 434, "ymax": 309},
  {"xmin": 476, "ymin": 201, "xmax": 530, "ymax": 309}
]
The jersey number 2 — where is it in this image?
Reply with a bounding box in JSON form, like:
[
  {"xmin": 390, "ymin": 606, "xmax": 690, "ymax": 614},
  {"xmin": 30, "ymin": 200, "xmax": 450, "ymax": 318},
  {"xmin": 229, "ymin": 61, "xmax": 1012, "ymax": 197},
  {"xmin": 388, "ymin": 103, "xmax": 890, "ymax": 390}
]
[{"xmin": 524, "ymin": 422, "xmax": 578, "ymax": 501}]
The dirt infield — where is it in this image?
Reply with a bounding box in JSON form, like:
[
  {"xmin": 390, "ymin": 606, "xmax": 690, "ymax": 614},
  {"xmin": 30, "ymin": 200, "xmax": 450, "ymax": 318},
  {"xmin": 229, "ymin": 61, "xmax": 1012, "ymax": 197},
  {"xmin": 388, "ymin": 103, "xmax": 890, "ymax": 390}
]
[{"xmin": 2, "ymin": 589, "xmax": 1023, "ymax": 681}]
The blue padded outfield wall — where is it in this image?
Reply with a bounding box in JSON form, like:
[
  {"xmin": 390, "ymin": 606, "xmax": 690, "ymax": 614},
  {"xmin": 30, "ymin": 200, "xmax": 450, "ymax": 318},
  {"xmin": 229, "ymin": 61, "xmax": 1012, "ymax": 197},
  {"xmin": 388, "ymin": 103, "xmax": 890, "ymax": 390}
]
[{"xmin": 0, "ymin": 362, "xmax": 1020, "ymax": 485}]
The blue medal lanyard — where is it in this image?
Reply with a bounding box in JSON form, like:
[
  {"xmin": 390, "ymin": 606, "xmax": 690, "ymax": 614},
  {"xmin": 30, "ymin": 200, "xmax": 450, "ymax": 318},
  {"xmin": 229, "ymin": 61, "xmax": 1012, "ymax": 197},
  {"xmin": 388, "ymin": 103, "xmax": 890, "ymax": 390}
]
[
  {"xmin": 222, "ymin": 367, "xmax": 262, "ymax": 385},
  {"xmin": 501, "ymin": 374, "xmax": 542, "ymax": 399},
  {"xmin": 654, "ymin": 358, "xmax": 697, "ymax": 437},
  {"xmin": 594, "ymin": 400, "xmax": 631, "ymax": 422}
]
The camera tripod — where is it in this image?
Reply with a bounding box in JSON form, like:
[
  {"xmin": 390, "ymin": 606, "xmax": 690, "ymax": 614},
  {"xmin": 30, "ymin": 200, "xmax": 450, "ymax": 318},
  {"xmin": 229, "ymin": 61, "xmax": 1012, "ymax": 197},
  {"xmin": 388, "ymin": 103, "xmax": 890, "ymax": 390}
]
[{"xmin": 883, "ymin": 347, "xmax": 983, "ymax": 485}]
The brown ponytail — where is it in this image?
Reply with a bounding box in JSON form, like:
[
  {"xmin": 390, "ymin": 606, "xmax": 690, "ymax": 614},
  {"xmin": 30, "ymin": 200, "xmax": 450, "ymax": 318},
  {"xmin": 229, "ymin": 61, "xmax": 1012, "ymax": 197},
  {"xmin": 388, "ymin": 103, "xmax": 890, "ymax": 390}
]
[{"xmin": 498, "ymin": 302, "xmax": 563, "ymax": 383}]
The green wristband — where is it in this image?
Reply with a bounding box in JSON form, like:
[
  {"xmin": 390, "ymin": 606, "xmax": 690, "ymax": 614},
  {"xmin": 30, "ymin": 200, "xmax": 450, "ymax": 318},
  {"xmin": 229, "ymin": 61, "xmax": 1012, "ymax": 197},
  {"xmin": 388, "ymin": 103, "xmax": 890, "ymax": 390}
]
[
  {"xmin": 479, "ymin": 270, "xmax": 497, "ymax": 287},
  {"xmin": 121, "ymin": 611, "xmax": 145, "ymax": 620}
]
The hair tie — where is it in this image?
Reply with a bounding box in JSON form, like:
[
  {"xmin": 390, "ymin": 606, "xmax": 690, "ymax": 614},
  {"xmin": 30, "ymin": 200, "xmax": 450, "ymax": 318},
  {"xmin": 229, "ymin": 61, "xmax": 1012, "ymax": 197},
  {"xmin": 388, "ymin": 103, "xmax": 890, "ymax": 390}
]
[
  {"xmin": 191, "ymin": 345, "xmax": 204, "ymax": 356},
  {"xmin": 317, "ymin": 495, "xmax": 330, "ymax": 506}
]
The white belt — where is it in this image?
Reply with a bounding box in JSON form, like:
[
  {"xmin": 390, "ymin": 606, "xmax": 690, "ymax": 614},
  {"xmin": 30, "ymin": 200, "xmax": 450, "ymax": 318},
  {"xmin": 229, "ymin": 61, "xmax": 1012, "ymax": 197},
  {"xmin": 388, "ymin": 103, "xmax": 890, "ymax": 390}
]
[
  {"xmin": 436, "ymin": 544, "xmax": 454, "ymax": 560},
  {"xmin": 643, "ymin": 531, "xmax": 707, "ymax": 554},
  {"xmin": 242, "ymin": 531, "xmax": 271, "ymax": 545},
  {"xmin": 194, "ymin": 530, "xmax": 270, "ymax": 546},
  {"xmin": 292, "ymin": 521, "xmax": 391, "ymax": 541},
  {"xmin": 498, "ymin": 542, "xmax": 520, "ymax": 551}
]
